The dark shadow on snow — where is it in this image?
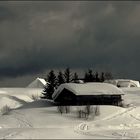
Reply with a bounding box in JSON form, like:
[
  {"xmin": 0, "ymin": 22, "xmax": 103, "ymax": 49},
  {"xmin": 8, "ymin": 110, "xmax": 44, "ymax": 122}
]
[{"xmin": 16, "ymin": 99, "xmax": 57, "ymax": 110}]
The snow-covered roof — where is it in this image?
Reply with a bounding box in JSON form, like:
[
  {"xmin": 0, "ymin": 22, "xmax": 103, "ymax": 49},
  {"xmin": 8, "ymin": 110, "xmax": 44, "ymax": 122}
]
[
  {"xmin": 105, "ymin": 79, "xmax": 140, "ymax": 88},
  {"xmin": 27, "ymin": 78, "xmax": 47, "ymax": 88},
  {"xmin": 52, "ymin": 82, "xmax": 124, "ymax": 100},
  {"xmin": 37, "ymin": 78, "xmax": 47, "ymax": 86}
]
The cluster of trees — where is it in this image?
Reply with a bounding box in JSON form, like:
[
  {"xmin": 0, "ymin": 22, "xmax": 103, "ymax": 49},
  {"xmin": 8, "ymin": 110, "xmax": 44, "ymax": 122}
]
[
  {"xmin": 84, "ymin": 70, "xmax": 113, "ymax": 82},
  {"xmin": 42, "ymin": 68, "xmax": 72, "ymax": 99},
  {"xmin": 42, "ymin": 68, "xmax": 113, "ymax": 99}
]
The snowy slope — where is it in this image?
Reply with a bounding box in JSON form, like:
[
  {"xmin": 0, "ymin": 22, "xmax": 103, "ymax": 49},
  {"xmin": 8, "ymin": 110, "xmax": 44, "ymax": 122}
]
[
  {"xmin": 75, "ymin": 87, "xmax": 140, "ymax": 139},
  {"xmin": 0, "ymin": 95, "xmax": 23, "ymax": 109},
  {"xmin": 0, "ymin": 88, "xmax": 43, "ymax": 113},
  {"xmin": 0, "ymin": 86, "xmax": 140, "ymax": 139},
  {"xmin": 0, "ymin": 102, "xmax": 127, "ymax": 139},
  {"xmin": 76, "ymin": 106, "xmax": 140, "ymax": 139}
]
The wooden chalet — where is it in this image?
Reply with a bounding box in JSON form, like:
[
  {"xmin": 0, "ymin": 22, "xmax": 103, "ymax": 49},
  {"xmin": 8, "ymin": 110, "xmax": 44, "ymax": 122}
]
[{"xmin": 52, "ymin": 83, "xmax": 124, "ymax": 106}]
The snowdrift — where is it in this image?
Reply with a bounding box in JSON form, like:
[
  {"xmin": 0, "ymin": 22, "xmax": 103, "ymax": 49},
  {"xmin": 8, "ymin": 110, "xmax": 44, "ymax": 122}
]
[
  {"xmin": 0, "ymin": 95, "xmax": 23, "ymax": 110},
  {"xmin": 105, "ymin": 79, "xmax": 140, "ymax": 88},
  {"xmin": 0, "ymin": 88, "xmax": 43, "ymax": 112}
]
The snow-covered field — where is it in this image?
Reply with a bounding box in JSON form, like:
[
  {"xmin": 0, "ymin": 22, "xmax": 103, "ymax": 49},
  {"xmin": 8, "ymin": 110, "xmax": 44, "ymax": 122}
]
[{"xmin": 0, "ymin": 87, "xmax": 140, "ymax": 139}]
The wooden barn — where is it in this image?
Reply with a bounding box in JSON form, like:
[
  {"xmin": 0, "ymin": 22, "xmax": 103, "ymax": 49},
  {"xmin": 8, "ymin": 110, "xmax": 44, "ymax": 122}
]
[{"xmin": 52, "ymin": 83, "xmax": 124, "ymax": 106}]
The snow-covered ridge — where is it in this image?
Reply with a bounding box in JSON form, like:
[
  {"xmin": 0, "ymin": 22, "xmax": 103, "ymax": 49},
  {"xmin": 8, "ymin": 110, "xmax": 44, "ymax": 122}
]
[{"xmin": 0, "ymin": 88, "xmax": 43, "ymax": 111}]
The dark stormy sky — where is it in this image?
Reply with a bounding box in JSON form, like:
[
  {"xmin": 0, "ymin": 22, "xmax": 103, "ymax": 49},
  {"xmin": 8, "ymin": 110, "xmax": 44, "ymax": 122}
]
[{"xmin": 0, "ymin": 1, "xmax": 140, "ymax": 87}]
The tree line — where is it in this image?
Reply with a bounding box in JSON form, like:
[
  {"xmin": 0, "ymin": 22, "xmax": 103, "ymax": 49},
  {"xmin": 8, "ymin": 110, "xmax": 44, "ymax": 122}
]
[{"xmin": 42, "ymin": 68, "xmax": 113, "ymax": 99}]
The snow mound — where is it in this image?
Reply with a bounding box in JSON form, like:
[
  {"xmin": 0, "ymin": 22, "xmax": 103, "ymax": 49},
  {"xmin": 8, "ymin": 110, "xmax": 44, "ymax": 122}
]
[
  {"xmin": 105, "ymin": 79, "xmax": 140, "ymax": 88},
  {"xmin": 0, "ymin": 88, "xmax": 43, "ymax": 103},
  {"xmin": 27, "ymin": 78, "xmax": 47, "ymax": 88},
  {"xmin": 0, "ymin": 95, "xmax": 23, "ymax": 111},
  {"xmin": 121, "ymin": 87, "xmax": 140, "ymax": 107}
]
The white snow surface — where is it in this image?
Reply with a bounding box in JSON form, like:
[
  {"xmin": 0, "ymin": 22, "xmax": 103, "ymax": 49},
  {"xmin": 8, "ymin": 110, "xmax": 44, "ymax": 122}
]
[
  {"xmin": 0, "ymin": 85, "xmax": 140, "ymax": 139},
  {"xmin": 27, "ymin": 78, "xmax": 47, "ymax": 88},
  {"xmin": 52, "ymin": 82, "xmax": 124, "ymax": 100},
  {"xmin": 105, "ymin": 79, "xmax": 140, "ymax": 87},
  {"xmin": 0, "ymin": 88, "xmax": 43, "ymax": 110}
]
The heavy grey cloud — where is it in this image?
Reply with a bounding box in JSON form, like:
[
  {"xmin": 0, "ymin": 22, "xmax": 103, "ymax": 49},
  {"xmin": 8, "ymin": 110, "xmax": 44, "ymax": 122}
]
[{"xmin": 0, "ymin": 1, "xmax": 140, "ymax": 86}]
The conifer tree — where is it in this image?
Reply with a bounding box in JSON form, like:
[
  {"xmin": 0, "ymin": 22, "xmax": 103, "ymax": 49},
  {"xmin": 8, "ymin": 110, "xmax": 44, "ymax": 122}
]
[
  {"xmin": 73, "ymin": 72, "xmax": 79, "ymax": 83},
  {"xmin": 88, "ymin": 69, "xmax": 94, "ymax": 82},
  {"xmin": 95, "ymin": 72, "xmax": 100, "ymax": 82},
  {"xmin": 42, "ymin": 70, "xmax": 57, "ymax": 99},
  {"xmin": 64, "ymin": 67, "xmax": 72, "ymax": 83},
  {"xmin": 57, "ymin": 71, "xmax": 65, "ymax": 86},
  {"xmin": 84, "ymin": 69, "xmax": 95, "ymax": 82},
  {"xmin": 84, "ymin": 72, "xmax": 89, "ymax": 82},
  {"xmin": 100, "ymin": 72, "xmax": 105, "ymax": 82}
]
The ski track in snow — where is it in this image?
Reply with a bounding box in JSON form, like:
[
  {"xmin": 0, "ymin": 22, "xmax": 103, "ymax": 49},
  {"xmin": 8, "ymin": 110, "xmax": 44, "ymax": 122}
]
[
  {"xmin": 12, "ymin": 111, "xmax": 33, "ymax": 128},
  {"xmin": 75, "ymin": 105, "xmax": 140, "ymax": 139},
  {"xmin": 0, "ymin": 111, "xmax": 32, "ymax": 139},
  {"xmin": 103, "ymin": 106, "xmax": 136, "ymax": 121},
  {"xmin": 75, "ymin": 122, "xmax": 140, "ymax": 139},
  {"xmin": 0, "ymin": 129, "xmax": 19, "ymax": 139}
]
